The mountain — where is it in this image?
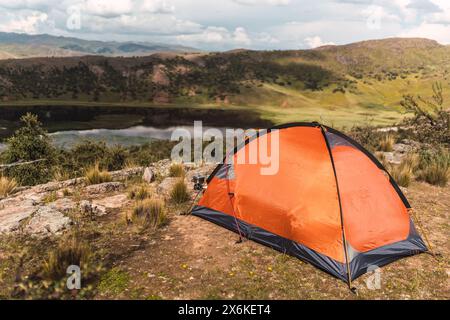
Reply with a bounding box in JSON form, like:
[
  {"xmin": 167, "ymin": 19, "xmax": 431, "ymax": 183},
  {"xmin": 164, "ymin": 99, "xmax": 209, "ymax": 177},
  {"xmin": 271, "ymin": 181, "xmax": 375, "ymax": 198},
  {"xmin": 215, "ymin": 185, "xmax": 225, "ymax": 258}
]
[
  {"xmin": 0, "ymin": 37, "xmax": 449, "ymax": 127},
  {"xmin": 0, "ymin": 32, "xmax": 198, "ymax": 59}
]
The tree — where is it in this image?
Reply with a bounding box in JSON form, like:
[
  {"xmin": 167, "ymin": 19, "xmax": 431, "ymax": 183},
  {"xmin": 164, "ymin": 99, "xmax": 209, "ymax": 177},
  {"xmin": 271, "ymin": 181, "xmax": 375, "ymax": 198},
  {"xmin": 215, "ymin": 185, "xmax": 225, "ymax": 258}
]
[
  {"xmin": 400, "ymin": 82, "xmax": 449, "ymax": 147},
  {"xmin": 2, "ymin": 113, "xmax": 56, "ymax": 185}
]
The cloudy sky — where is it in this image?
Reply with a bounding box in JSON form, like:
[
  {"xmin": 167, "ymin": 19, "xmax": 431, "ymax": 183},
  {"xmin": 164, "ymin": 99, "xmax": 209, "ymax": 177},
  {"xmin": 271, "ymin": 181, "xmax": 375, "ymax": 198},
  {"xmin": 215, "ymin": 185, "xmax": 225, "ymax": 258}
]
[{"xmin": 1, "ymin": 0, "xmax": 450, "ymax": 50}]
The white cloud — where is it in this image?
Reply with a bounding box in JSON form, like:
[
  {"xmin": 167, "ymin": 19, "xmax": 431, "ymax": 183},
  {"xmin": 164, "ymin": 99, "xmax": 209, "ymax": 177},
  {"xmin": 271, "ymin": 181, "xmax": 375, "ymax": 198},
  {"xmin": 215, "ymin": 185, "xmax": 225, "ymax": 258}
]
[
  {"xmin": 304, "ymin": 36, "xmax": 335, "ymax": 48},
  {"xmin": 0, "ymin": 11, "xmax": 48, "ymax": 33},
  {"xmin": 176, "ymin": 26, "xmax": 252, "ymax": 48},
  {"xmin": 232, "ymin": 0, "xmax": 290, "ymax": 6},
  {"xmin": 82, "ymin": 0, "xmax": 134, "ymax": 18},
  {"xmin": 399, "ymin": 22, "xmax": 450, "ymax": 44},
  {"xmin": 140, "ymin": 0, "xmax": 175, "ymax": 14}
]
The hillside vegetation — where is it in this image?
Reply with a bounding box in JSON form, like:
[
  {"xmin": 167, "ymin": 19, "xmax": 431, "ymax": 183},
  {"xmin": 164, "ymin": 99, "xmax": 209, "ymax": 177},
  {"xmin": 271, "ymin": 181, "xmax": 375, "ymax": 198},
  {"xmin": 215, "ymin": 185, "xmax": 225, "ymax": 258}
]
[
  {"xmin": 1, "ymin": 38, "xmax": 450, "ymax": 126},
  {"xmin": 0, "ymin": 32, "xmax": 196, "ymax": 59}
]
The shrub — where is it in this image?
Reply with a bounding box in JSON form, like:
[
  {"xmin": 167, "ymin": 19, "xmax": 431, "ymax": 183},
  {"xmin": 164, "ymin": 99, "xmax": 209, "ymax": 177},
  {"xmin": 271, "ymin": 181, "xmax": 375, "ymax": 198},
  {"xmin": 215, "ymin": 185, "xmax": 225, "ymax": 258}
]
[
  {"xmin": 43, "ymin": 236, "xmax": 91, "ymax": 281},
  {"xmin": 68, "ymin": 140, "xmax": 109, "ymax": 173},
  {"xmin": 416, "ymin": 148, "xmax": 450, "ymax": 186},
  {"xmin": 347, "ymin": 126, "xmax": 384, "ymax": 152},
  {"xmin": 0, "ymin": 176, "xmax": 18, "ymax": 197},
  {"xmin": 128, "ymin": 185, "xmax": 151, "ymax": 200},
  {"xmin": 106, "ymin": 145, "xmax": 128, "ymax": 171},
  {"xmin": 2, "ymin": 113, "xmax": 56, "ymax": 186},
  {"xmin": 169, "ymin": 163, "xmax": 185, "ymax": 177},
  {"xmin": 378, "ymin": 134, "xmax": 395, "ymax": 152},
  {"xmin": 131, "ymin": 199, "xmax": 166, "ymax": 228},
  {"xmin": 170, "ymin": 179, "xmax": 190, "ymax": 204},
  {"xmin": 85, "ymin": 164, "xmax": 112, "ymax": 185},
  {"xmin": 128, "ymin": 141, "xmax": 177, "ymax": 166}
]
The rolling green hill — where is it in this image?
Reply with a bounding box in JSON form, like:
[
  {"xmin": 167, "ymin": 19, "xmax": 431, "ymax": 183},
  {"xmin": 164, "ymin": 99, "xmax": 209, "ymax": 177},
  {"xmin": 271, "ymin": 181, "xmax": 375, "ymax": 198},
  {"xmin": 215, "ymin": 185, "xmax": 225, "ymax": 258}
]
[{"xmin": 1, "ymin": 37, "xmax": 449, "ymax": 127}]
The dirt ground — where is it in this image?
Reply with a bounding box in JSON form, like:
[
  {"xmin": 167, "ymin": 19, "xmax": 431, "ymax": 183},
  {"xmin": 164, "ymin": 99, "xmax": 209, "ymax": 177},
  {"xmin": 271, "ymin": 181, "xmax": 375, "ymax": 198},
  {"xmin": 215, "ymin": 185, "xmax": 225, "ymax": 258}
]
[{"xmin": 93, "ymin": 181, "xmax": 450, "ymax": 300}]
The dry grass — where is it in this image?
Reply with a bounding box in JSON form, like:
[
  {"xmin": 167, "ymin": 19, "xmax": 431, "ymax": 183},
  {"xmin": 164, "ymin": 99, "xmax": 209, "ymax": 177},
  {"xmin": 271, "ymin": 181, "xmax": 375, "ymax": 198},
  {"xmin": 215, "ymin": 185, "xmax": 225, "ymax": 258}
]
[
  {"xmin": 378, "ymin": 134, "xmax": 395, "ymax": 152},
  {"xmin": 43, "ymin": 236, "xmax": 91, "ymax": 281},
  {"xmin": 53, "ymin": 168, "xmax": 70, "ymax": 182},
  {"xmin": 389, "ymin": 154, "xmax": 419, "ymax": 188},
  {"xmin": 42, "ymin": 191, "xmax": 58, "ymax": 204},
  {"xmin": 85, "ymin": 163, "xmax": 112, "ymax": 185},
  {"xmin": 417, "ymin": 149, "xmax": 450, "ymax": 187},
  {"xmin": 169, "ymin": 163, "xmax": 185, "ymax": 177},
  {"xmin": 131, "ymin": 199, "xmax": 166, "ymax": 228},
  {"xmin": 0, "ymin": 176, "xmax": 17, "ymax": 197},
  {"xmin": 170, "ymin": 179, "xmax": 190, "ymax": 204},
  {"xmin": 128, "ymin": 185, "xmax": 151, "ymax": 200}
]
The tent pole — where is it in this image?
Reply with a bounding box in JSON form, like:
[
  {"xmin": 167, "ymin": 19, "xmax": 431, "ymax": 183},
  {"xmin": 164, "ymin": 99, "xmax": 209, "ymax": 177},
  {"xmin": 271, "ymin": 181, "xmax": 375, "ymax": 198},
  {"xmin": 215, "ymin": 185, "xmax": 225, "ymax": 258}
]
[{"xmin": 319, "ymin": 124, "xmax": 355, "ymax": 292}]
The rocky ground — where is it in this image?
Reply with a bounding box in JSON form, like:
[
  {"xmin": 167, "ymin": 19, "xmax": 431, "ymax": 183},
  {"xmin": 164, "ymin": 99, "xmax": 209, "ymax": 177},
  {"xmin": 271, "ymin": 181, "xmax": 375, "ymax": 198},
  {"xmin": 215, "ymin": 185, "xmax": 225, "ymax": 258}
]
[{"xmin": 0, "ymin": 153, "xmax": 448, "ymax": 300}]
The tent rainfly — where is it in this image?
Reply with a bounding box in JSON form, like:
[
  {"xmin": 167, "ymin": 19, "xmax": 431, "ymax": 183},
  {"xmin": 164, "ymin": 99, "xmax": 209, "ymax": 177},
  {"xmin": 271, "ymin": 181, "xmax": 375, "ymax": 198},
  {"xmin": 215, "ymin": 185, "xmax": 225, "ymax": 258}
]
[{"xmin": 191, "ymin": 122, "xmax": 428, "ymax": 287}]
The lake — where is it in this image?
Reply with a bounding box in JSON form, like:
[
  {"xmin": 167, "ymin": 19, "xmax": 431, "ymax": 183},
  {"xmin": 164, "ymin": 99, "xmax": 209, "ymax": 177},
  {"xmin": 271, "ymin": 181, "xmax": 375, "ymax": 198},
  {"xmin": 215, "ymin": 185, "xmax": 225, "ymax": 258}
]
[{"xmin": 0, "ymin": 105, "xmax": 273, "ymax": 150}]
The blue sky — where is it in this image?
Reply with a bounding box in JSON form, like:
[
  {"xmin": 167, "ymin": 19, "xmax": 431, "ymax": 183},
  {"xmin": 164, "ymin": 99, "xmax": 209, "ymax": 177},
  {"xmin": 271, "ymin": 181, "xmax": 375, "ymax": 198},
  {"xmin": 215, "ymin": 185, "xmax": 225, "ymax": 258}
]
[{"xmin": 1, "ymin": 0, "xmax": 450, "ymax": 50}]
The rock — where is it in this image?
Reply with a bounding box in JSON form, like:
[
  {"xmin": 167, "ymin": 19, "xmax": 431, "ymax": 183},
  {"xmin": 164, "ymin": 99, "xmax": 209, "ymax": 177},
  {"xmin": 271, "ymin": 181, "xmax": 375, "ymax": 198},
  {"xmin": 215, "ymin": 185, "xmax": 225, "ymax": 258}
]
[
  {"xmin": 142, "ymin": 167, "xmax": 155, "ymax": 183},
  {"xmin": 110, "ymin": 167, "xmax": 144, "ymax": 181},
  {"xmin": 85, "ymin": 182, "xmax": 125, "ymax": 194},
  {"xmin": 0, "ymin": 201, "xmax": 36, "ymax": 233},
  {"xmin": 79, "ymin": 200, "xmax": 107, "ymax": 216},
  {"xmin": 23, "ymin": 206, "xmax": 71, "ymax": 236},
  {"xmin": 393, "ymin": 143, "xmax": 412, "ymax": 154},
  {"xmin": 157, "ymin": 177, "xmax": 180, "ymax": 195},
  {"xmin": 382, "ymin": 152, "xmax": 404, "ymax": 165},
  {"xmin": 48, "ymin": 198, "xmax": 76, "ymax": 214},
  {"xmin": 92, "ymin": 194, "xmax": 129, "ymax": 212}
]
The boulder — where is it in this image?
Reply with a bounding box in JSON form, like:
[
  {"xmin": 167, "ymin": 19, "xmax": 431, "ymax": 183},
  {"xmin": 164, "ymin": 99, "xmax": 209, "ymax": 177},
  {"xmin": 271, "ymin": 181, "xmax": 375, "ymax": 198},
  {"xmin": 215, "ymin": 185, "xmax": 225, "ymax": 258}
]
[
  {"xmin": 85, "ymin": 182, "xmax": 125, "ymax": 194},
  {"xmin": 79, "ymin": 200, "xmax": 107, "ymax": 216},
  {"xmin": 110, "ymin": 167, "xmax": 144, "ymax": 181},
  {"xmin": 142, "ymin": 167, "xmax": 155, "ymax": 183},
  {"xmin": 0, "ymin": 201, "xmax": 36, "ymax": 233},
  {"xmin": 23, "ymin": 206, "xmax": 71, "ymax": 236},
  {"xmin": 48, "ymin": 198, "xmax": 76, "ymax": 214},
  {"xmin": 92, "ymin": 194, "xmax": 129, "ymax": 213}
]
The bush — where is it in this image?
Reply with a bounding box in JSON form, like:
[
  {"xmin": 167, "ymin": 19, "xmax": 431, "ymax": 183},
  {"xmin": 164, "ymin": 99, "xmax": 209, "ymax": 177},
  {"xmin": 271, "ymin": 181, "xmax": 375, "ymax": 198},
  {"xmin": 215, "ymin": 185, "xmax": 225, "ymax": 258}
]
[
  {"xmin": 169, "ymin": 163, "xmax": 185, "ymax": 177},
  {"xmin": 128, "ymin": 141, "xmax": 177, "ymax": 166},
  {"xmin": 106, "ymin": 145, "xmax": 128, "ymax": 171},
  {"xmin": 170, "ymin": 179, "xmax": 190, "ymax": 204},
  {"xmin": 0, "ymin": 176, "xmax": 17, "ymax": 197},
  {"xmin": 131, "ymin": 199, "xmax": 166, "ymax": 228},
  {"xmin": 2, "ymin": 113, "xmax": 56, "ymax": 185},
  {"xmin": 416, "ymin": 148, "xmax": 450, "ymax": 186},
  {"xmin": 347, "ymin": 126, "xmax": 385, "ymax": 152},
  {"xmin": 85, "ymin": 164, "xmax": 112, "ymax": 185}
]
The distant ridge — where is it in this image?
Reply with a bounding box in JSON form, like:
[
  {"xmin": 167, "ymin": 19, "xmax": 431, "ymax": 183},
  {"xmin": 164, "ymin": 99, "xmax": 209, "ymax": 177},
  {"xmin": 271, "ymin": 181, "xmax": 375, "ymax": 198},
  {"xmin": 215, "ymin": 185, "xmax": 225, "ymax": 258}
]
[{"xmin": 0, "ymin": 32, "xmax": 199, "ymax": 59}]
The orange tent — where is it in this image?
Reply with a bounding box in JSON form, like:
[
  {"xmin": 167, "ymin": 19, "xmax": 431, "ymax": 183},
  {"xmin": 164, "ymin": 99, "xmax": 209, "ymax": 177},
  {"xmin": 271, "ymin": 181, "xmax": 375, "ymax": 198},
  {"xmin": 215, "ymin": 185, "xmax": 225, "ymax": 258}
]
[{"xmin": 191, "ymin": 122, "xmax": 427, "ymax": 285}]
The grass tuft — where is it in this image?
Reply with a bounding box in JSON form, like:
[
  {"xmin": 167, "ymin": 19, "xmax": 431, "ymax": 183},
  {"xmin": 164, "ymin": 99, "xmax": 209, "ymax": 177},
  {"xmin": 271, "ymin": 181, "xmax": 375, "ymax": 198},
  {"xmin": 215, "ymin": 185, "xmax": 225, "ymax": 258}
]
[
  {"xmin": 128, "ymin": 185, "xmax": 151, "ymax": 200},
  {"xmin": 169, "ymin": 163, "xmax": 185, "ymax": 177},
  {"xmin": 378, "ymin": 134, "xmax": 395, "ymax": 152},
  {"xmin": 131, "ymin": 199, "xmax": 166, "ymax": 228},
  {"xmin": 0, "ymin": 176, "xmax": 18, "ymax": 197},
  {"xmin": 417, "ymin": 149, "xmax": 450, "ymax": 187},
  {"xmin": 43, "ymin": 236, "xmax": 91, "ymax": 281},
  {"xmin": 170, "ymin": 179, "xmax": 190, "ymax": 204},
  {"xmin": 85, "ymin": 163, "xmax": 112, "ymax": 185},
  {"xmin": 389, "ymin": 154, "xmax": 419, "ymax": 188}
]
